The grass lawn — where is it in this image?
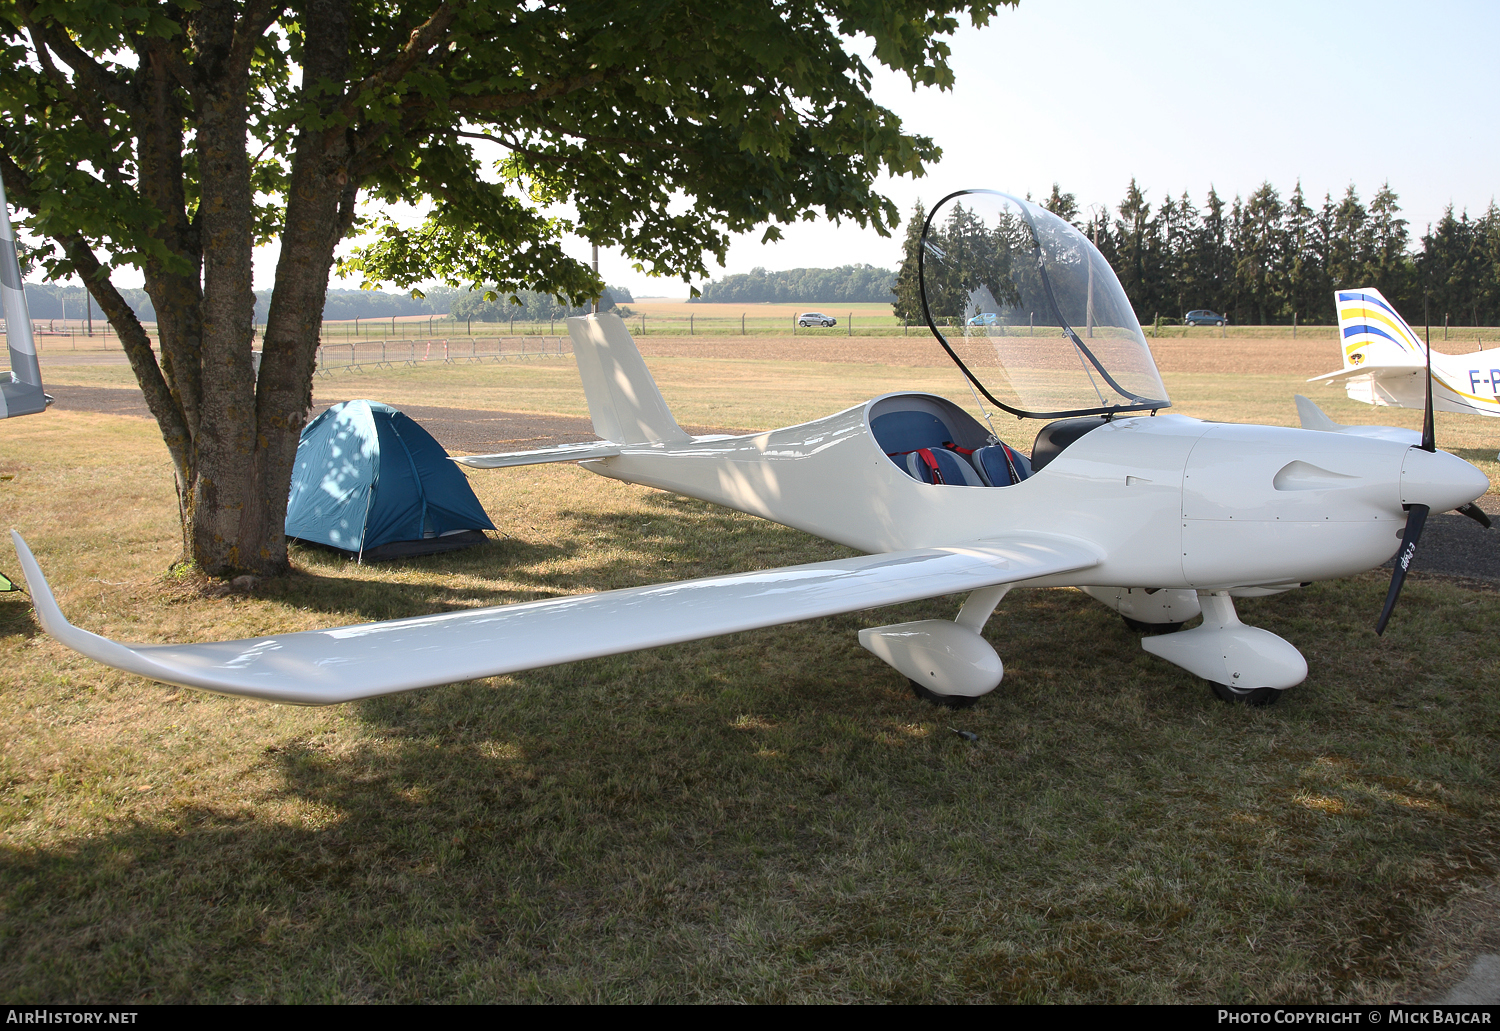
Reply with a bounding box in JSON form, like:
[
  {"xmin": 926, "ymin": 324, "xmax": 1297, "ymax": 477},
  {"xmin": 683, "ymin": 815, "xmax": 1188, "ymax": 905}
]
[{"xmin": 0, "ymin": 355, "xmax": 1497, "ymax": 1002}]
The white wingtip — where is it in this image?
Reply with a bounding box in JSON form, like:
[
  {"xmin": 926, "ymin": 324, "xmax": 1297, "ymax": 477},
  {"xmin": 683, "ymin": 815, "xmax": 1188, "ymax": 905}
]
[{"xmin": 9, "ymin": 530, "xmax": 71, "ymax": 636}]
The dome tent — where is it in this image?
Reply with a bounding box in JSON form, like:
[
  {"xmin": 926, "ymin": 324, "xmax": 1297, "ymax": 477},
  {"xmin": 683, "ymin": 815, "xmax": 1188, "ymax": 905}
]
[{"xmin": 286, "ymin": 400, "xmax": 495, "ymax": 561}]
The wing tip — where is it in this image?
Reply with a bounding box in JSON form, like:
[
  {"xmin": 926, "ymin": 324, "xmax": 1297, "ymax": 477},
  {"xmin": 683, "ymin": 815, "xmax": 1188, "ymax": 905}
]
[{"xmin": 8, "ymin": 530, "xmax": 72, "ymax": 637}]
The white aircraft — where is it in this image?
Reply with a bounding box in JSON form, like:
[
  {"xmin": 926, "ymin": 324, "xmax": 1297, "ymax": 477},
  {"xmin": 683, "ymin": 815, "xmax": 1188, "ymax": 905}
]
[
  {"xmin": 1311, "ymin": 287, "xmax": 1500, "ymax": 418},
  {"xmin": 0, "ymin": 176, "xmax": 48, "ymax": 419},
  {"xmin": 9, "ymin": 191, "xmax": 1491, "ymax": 710}
]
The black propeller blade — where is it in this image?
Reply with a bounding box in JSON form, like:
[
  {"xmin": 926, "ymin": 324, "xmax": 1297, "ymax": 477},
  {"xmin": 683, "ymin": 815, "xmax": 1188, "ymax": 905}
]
[
  {"xmin": 1455, "ymin": 501, "xmax": 1493, "ymax": 528},
  {"xmin": 1378, "ymin": 319, "xmax": 1443, "ymax": 635},
  {"xmin": 1376, "ymin": 504, "xmax": 1430, "ymax": 636}
]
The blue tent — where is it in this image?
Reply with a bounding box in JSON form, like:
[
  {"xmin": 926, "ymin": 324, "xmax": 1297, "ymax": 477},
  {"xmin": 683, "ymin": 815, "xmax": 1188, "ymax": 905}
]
[{"xmin": 286, "ymin": 400, "xmax": 495, "ymax": 560}]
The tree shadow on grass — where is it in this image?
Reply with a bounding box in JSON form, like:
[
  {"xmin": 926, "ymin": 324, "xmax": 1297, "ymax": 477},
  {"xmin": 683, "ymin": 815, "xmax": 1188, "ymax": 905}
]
[
  {"xmin": 260, "ymin": 496, "xmax": 851, "ymax": 625},
  {"xmin": 5, "ymin": 588, "xmax": 1499, "ymax": 1003},
  {"xmin": 0, "ymin": 592, "xmax": 39, "ymax": 640}
]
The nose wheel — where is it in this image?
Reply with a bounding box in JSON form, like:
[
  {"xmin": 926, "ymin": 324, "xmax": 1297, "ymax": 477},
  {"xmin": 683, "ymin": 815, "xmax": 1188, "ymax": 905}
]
[
  {"xmin": 1121, "ymin": 615, "xmax": 1185, "ymax": 635},
  {"xmin": 1209, "ymin": 681, "xmax": 1281, "ymax": 706},
  {"xmin": 909, "ymin": 678, "xmax": 979, "ymax": 710}
]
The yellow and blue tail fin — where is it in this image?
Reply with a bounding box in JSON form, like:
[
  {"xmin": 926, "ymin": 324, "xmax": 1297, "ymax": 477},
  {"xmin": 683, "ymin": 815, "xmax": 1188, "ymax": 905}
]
[{"xmin": 1334, "ymin": 288, "xmax": 1426, "ymax": 371}]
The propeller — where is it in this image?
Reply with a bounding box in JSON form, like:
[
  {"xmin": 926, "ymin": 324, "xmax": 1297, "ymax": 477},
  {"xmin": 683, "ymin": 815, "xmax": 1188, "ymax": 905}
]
[
  {"xmin": 1375, "ymin": 320, "xmax": 1438, "ymax": 636},
  {"xmin": 1455, "ymin": 501, "xmax": 1493, "ymax": 529},
  {"xmin": 1375, "ymin": 504, "xmax": 1429, "ymax": 636}
]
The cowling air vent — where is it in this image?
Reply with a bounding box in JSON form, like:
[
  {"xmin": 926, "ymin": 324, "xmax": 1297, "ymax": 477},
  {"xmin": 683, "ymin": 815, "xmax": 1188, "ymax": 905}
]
[{"xmin": 1272, "ymin": 461, "xmax": 1361, "ymax": 492}]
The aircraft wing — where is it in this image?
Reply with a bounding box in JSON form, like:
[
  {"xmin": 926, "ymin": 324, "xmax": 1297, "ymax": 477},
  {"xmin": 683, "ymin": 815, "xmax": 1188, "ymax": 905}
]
[{"xmin": 11, "ymin": 530, "xmax": 1101, "ymax": 706}]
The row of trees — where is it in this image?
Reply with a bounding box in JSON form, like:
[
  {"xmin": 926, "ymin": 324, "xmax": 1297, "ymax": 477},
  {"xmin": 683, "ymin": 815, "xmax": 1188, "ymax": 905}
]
[
  {"xmin": 691, "ymin": 264, "xmax": 894, "ymax": 303},
  {"xmin": 449, "ymin": 286, "xmax": 633, "ymax": 322},
  {"xmin": 20, "ymin": 281, "xmax": 638, "ymax": 323},
  {"xmin": 893, "ymin": 182, "xmax": 1500, "ymax": 327}
]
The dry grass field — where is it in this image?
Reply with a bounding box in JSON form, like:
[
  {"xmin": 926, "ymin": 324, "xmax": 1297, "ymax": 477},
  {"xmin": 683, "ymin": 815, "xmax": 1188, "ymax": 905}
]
[{"xmin": 1, "ymin": 334, "xmax": 1498, "ymax": 1002}]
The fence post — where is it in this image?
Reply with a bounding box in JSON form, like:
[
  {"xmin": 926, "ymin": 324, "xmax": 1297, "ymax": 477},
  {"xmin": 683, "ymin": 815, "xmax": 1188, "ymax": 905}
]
[
  {"xmin": 1445, "ymin": 313, "xmax": 1449, "ymax": 340},
  {"xmin": 690, "ymin": 313, "xmax": 694, "ymax": 336},
  {"xmin": 742, "ymin": 313, "xmax": 745, "ymax": 335},
  {"xmin": 848, "ymin": 312, "xmax": 852, "ymax": 337},
  {"xmin": 1292, "ymin": 312, "xmax": 1297, "ymax": 340}
]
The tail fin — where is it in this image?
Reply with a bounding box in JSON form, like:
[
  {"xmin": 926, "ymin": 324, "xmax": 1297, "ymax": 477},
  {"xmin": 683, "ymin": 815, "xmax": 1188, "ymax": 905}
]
[
  {"xmin": 0, "ymin": 176, "xmax": 47, "ymax": 419},
  {"xmin": 1294, "ymin": 394, "xmax": 1338, "ymax": 431},
  {"xmin": 1334, "ymin": 287, "xmax": 1426, "ymax": 371},
  {"xmin": 568, "ymin": 313, "xmax": 690, "ymax": 444}
]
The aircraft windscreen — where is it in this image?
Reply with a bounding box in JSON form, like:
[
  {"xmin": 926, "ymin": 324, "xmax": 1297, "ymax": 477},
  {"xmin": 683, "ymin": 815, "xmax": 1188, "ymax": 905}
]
[{"xmin": 919, "ymin": 190, "xmax": 1170, "ymax": 419}]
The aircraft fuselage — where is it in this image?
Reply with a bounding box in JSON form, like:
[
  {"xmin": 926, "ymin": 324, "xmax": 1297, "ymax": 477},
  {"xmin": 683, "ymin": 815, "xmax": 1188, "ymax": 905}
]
[{"xmin": 582, "ymin": 392, "xmax": 1486, "ymax": 593}]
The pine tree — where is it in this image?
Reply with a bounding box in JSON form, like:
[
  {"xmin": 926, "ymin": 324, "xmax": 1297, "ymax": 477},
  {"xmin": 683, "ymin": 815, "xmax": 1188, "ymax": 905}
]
[
  {"xmin": 891, "ymin": 200, "xmax": 928, "ymax": 324},
  {"xmin": 1114, "ymin": 179, "xmax": 1154, "ymax": 319},
  {"xmin": 1237, "ymin": 182, "xmax": 1285, "ymax": 325},
  {"xmin": 1043, "ymin": 183, "xmax": 1079, "ymax": 225}
]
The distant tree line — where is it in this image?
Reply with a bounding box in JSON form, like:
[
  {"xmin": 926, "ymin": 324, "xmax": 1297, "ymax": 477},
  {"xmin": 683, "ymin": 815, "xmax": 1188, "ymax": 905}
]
[
  {"xmin": 691, "ymin": 265, "xmax": 895, "ymax": 304},
  {"xmin": 448, "ymin": 286, "xmax": 634, "ymax": 322},
  {"xmin": 893, "ymin": 182, "xmax": 1500, "ymax": 327},
  {"xmin": 19, "ymin": 283, "xmax": 633, "ymax": 325}
]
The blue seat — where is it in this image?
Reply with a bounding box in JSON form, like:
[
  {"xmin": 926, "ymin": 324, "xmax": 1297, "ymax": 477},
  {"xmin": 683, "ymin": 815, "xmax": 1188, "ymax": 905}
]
[
  {"xmin": 872, "ymin": 409, "xmax": 1029, "ymax": 487},
  {"xmin": 971, "ymin": 444, "xmax": 1032, "ymax": 486},
  {"xmin": 870, "ymin": 411, "xmax": 951, "ymax": 456},
  {"xmin": 905, "ymin": 448, "xmax": 983, "ymax": 486}
]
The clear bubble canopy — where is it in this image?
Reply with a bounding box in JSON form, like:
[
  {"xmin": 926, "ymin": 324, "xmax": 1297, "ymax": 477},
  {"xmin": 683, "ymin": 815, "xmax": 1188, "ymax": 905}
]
[{"xmin": 920, "ymin": 190, "xmax": 1170, "ymax": 419}]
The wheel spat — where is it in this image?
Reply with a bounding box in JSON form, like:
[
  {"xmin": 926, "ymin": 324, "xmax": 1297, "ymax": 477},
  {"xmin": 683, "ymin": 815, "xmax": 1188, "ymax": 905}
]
[{"xmin": 1376, "ymin": 504, "xmax": 1430, "ymax": 636}]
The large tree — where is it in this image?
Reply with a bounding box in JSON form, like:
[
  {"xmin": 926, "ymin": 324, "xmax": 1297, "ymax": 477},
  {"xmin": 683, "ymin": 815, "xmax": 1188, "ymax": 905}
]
[{"xmin": 0, "ymin": 0, "xmax": 1005, "ymax": 575}]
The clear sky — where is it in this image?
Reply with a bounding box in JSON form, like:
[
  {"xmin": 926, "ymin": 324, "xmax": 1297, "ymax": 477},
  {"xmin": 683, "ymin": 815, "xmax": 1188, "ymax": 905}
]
[
  {"xmin": 84, "ymin": 0, "xmax": 1497, "ymax": 298},
  {"xmin": 583, "ymin": 0, "xmax": 1500, "ymax": 298}
]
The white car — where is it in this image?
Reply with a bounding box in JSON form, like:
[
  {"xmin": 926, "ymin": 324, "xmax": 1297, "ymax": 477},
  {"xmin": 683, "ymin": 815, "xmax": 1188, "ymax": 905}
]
[{"xmin": 797, "ymin": 312, "xmax": 837, "ymax": 327}]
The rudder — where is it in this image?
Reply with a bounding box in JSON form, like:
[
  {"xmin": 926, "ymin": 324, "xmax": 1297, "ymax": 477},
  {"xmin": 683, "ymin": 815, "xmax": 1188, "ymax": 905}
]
[{"xmin": 1334, "ymin": 287, "xmax": 1426, "ymax": 371}]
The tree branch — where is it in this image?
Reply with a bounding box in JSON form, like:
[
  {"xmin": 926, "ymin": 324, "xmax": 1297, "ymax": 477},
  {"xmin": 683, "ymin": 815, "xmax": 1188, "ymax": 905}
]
[
  {"xmin": 340, "ymin": 1, "xmax": 462, "ymax": 119},
  {"xmin": 16, "ymin": 1, "xmax": 140, "ymax": 116},
  {"xmin": 0, "ymin": 145, "xmax": 192, "ymax": 472},
  {"xmin": 230, "ymin": 0, "xmax": 287, "ymax": 77},
  {"xmin": 445, "ymin": 70, "xmax": 606, "ymax": 114}
]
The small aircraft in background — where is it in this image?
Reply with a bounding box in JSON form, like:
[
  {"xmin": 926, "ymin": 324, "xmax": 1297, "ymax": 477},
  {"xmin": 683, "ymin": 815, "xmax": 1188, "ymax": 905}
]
[
  {"xmin": 1312, "ymin": 287, "xmax": 1500, "ymax": 419},
  {"xmin": 10, "ymin": 191, "xmax": 1492, "ymax": 710},
  {"xmin": 0, "ymin": 177, "xmax": 48, "ymax": 420}
]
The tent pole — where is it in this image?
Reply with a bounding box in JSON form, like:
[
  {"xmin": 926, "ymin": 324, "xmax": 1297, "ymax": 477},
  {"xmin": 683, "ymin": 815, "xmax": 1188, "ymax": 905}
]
[{"xmin": 356, "ymin": 486, "xmax": 375, "ymax": 565}]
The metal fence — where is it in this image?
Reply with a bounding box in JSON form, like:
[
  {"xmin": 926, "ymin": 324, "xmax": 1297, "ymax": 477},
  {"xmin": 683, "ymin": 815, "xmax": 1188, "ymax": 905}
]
[{"xmin": 312, "ymin": 335, "xmax": 571, "ymax": 374}]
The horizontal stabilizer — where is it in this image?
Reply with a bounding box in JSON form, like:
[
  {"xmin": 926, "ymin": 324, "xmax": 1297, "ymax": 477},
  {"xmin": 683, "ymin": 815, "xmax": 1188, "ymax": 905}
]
[
  {"xmin": 11, "ymin": 530, "xmax": 1100, "ymax": 706},
  {"xmin": 454, "ymin": 441, "xmax": 622, "ymax": 469},
  {"xmin": 1293, "ymin": 394, "xmax": 1421, "ymax": 444},
  {"xmin": 1307, "ymin": 363, "xmax": 1421, "ymax": 385}
]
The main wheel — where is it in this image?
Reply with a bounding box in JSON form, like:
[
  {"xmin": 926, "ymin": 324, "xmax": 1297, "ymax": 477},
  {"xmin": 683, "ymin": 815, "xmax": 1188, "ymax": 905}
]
[
  {"xmin": 1121, "ymin": 614, "xmax": 1185, "ymax": 635},
  {"xmin": 1209, "ymin": 681, "xmax": 1280, "ymax": 706},
  {"xmin": 1216, "ymin": 320, "xmax": 1225, "ymax": 327},
  {"xmin": 798, "ymin": 321, "xmax": 808, "ymax": 327},
  {"xmin": 908, "ymin": 678, "xmax": 979, "ymax": 710}
]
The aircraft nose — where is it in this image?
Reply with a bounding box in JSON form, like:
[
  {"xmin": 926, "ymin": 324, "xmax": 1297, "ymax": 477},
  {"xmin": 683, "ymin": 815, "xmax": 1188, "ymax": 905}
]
[{"xmin": 1400, "ymin": 447, "xmax": 1491, "ymax": 513}]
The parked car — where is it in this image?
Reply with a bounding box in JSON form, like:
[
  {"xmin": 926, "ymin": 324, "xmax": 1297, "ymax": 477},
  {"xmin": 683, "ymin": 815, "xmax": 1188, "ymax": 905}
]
[
  {"xmin": 1185, "ymin": 310, "xmax": 1228, "ymax": 327},
  {"xmin": 797, "ymin": 312, "xmax": 837, "ymax": 327},
  {"xmin": 967, "ymin": 312, "xmax": 1000, "ymax": 326}
]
